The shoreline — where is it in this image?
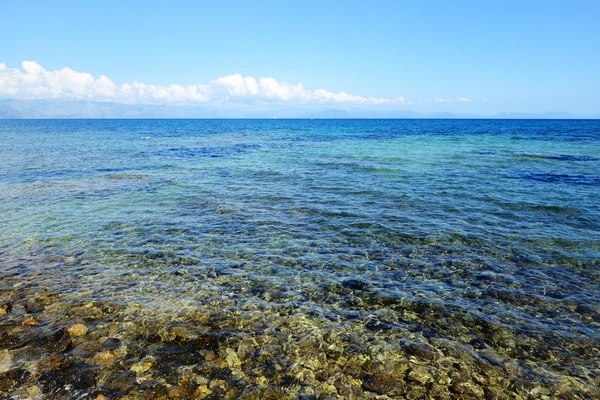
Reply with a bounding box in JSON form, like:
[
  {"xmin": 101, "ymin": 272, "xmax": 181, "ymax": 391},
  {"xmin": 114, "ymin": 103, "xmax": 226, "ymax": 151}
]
[{"xmin": 1, "ymin": 256, "xmax": 598, "ymax": 399}]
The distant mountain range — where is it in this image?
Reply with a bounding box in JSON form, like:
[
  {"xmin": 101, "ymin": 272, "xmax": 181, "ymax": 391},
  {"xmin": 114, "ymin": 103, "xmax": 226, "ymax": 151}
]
[{"xmin": 0, "ymin": 99, "xmax": 597, "ymax": 119}]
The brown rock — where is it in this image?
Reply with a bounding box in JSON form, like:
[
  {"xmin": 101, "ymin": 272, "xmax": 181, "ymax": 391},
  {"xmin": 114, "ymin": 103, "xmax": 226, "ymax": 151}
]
[
  {"xmin": 0, "ymin": 303, "xmax": 12, "ymax": 316},
  {"xmin": 91, "ymin": 350, "xmax": 117, "ymax": 364},
  {"xmin": 0, "ymin": 368, "xmax": 31, "ymax": 392},
  {"xmin": 362, "ymin": 373, "xmax": 406, "ymax": 396},
  {"xmin": 37, "ymin": 354, "xmax": 73, "ymax": 373},
  {"xmin": 68, "ymin": 323, "xmax": 89, "ymax": 337},
  {"xmin": 23, "ymin": 317, "xmax": 40, "ymax": 326},
  {"xmin": 407, "ymin": 365, "xmax": 433, "ymax": 385}
]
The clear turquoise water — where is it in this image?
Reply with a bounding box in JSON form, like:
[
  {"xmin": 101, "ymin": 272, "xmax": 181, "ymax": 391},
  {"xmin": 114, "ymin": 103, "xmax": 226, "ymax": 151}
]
[{"xmin": 1, "ymin": 119, "xmax": 599, "ymax": 397}]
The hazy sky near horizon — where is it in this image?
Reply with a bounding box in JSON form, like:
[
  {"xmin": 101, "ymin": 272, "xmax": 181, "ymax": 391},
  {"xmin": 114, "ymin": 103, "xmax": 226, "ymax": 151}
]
[{"xmin": 1, "ymin": 0, "xmax": 599, "ymax": 115}]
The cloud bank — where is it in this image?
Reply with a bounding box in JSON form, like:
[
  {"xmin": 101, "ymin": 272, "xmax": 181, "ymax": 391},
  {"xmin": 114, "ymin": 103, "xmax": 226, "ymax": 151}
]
[
  {"xmin": 434, "ymin": 97, "xmax": 472, "ymax": 103},
  {"xmin": 0, "ymin": 61, "xmax": 411, "ymax": 106}
]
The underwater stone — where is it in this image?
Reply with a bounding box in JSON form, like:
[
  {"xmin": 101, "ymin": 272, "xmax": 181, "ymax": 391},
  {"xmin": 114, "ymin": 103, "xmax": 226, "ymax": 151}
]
[
  {"xmin": 37, "ymin": 353, "xmax": 73, "ymax": 373},
  {"xmin": 341, "ymin": 279, "xmax": 370, "ymax": 291},
  {"xmin": 68, "ymin": 323, "xmax": 89, "ymax": 337},
  {"xmin": 451, "ymin": 380, "xmax": 485, "ymax": 397},
  {"xmin": 469, "ymin": 338, "xmax": 488, "ymax": 349},
  {"xmin": 38, "ymin": 368, "xmax": 73, "ymax": 395},
  {"xmin": 0, "ymin": 368, "xmax": 31, "ymax": 392},
  {"xmin": 102, "ymin": 369, "xmax": 137, "ymax": 395},
  {"xmin": 102, "ymin": 337, "xmax": 122, "ymax": 350},
  {"xmin": 362, "ymin": 373, "xmax": 406, "ymax": 396},
  {"xmin": 226, "ymin": 347, "xmax": 243, "ymax": 370},
  {"xmin": 23, "ymin": 316, "xmax": 40, "ymax": 327},
  {"xmin": 38, "ymin": 328, "xmax": 73, "ymax": 353},
  {"xmin": 407, "ymin": 365, "xmax": 433, "ymax": 385},
  {"xmin": 131, "ymin": 355, "xmax": 156, "ymax": 374},
  {"xmin": 0, "ymin": 349, "xmax": 12, "ymax": 372},
  {"xmin": 0, "ymin": 302, "xmax": 12, "ymax": 316},
  {"xmin": 24, "ymin": 300, "xmax": 45, "ymax": 314},
  {"xmin": 91, "ymin": 350, "xmax": 117, "ymax": 364},
  {"xmin": 72, "ymin": 366, "xmax": 96, "ymax": 390},
  {"xmin": 402, "ymin": 341, "xmax": 440, "ymax": 360}
]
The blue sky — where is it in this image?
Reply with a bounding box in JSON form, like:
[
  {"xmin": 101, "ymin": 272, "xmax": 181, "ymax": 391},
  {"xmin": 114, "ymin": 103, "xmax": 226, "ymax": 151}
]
[{"xmin": 1, "ymin": 0, "xmax": 599, "ymax": 115}]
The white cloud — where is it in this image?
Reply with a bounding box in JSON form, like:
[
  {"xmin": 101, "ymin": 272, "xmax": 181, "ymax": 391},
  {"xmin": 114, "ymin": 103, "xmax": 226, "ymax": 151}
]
[
  {"xmin": 434, "ymin": 97, "xmax": 472, "ymax": 103},
  {"xmin": 211, "ymin": 74, "xmax": 258, "ymax": 96},
  {"xmin": 0, "ymin": 61, "xmax": 412, "ymax": 106},
  {"xmin": 0, "ymin": 61, "xmax": 212, "ymax": 104}
]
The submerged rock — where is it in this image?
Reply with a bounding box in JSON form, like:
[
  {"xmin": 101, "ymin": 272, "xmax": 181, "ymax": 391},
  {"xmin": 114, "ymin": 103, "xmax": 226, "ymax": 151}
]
[
  {"xmin": 102, "ymin": 337, "xmax": 122, "ymax": 350},
  {"xmin": 131, "ymin": 355, "xmax": 156, "ymax": 374},
  {"xmin": 0, "ymin": 302, "xmax": 12, "ymax": 316},
  {"xmin": 402, "ymin": 341, "xmax": 440, "ymax": 360},
  {"xmin": 37, "ymin": 353, "xmax": 73, "ymax": 373},
  {"xmin": 0, "ymin": 368, "xmax": 31, "ymax": 392},
  {"xmin": 23, "ymin": 317, "xmax": 40, "ymax": 327},
  {"xmin": 407, "ymin": 365, "xmax": 433, "ymax": 385},
  {"xmin": 92, "ymin": 350, "xmax": 117, "ymax": 364},
  {"xmin": 37, "ymin": 328, "xmax": 73, "ymax": 353},
  {"xmin": 362, "ymin": 373, "xmax": 406, "ymax": 396},
  {"xmin": 68, "ymin": 323, "xmax": 89, "ymax": 337},
  {"xmin": 341, "ymin": 279, "xmax": 370, "ymax": 291}
]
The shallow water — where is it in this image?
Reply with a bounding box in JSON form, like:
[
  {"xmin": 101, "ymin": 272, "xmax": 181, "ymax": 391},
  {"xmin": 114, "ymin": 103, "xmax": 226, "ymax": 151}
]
[{"xmin": 0, "ymin": 119, "xmax": 599, "ymax": 399}]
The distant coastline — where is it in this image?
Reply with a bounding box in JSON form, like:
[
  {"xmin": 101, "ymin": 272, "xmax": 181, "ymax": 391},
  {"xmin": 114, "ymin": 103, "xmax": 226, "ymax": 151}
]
[{"xmin": 1, "ymin": 99, "xmax": 598, "ymax": 120}]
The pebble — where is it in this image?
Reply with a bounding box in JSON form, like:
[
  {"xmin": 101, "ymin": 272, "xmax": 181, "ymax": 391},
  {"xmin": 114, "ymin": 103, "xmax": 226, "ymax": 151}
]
[
  {"xmin": 91, "ymin": 351, "xmax": 116, "ymax": 364},
  {"xmin": 0, "ymin": 368, "xmax": 31, "ymax": 392},
  {"xmin": 408, "ymin": 365, "xmax": 433, "ymax": 385},
  {"xmin": 102, "ymin": 337, "xmax": 122, "ymax": 350},
  {"xmin": 131, "ymin": 355, "xmax": 156, "ymax": 374},
  {"xmin": 68, "ymin": 323, "xmax": 89, "ymax": 337},
  {"xmin": 402, "ymin": 341, "xmax": 440, "ymax": 360},
  {"xmin": 195, "ymin": 384, "xmax": 212, "ymax": 398},
  {"xmin": 37, "ymin": 354, "xmax": 73, "ymax": 373},
  {"xmin": 342, "ymin": 279, "xmax": 370, "ymax": 291},
  {"xmin": 22, "ymin": 316, "xmax": 40, "ymax": 326},
  {"xmin": 0, "ymin": 303, "xmax": 12, "ymax": 316},
  {"xmin": 362, "ymin": 373, "xmax": 405, "ymax": 396}
]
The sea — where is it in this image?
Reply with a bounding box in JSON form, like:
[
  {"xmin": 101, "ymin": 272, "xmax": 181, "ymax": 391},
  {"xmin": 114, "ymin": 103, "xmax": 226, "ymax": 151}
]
[{"xmin": 0, "ymin": 119, "xmax": 599, "ymax": 399}]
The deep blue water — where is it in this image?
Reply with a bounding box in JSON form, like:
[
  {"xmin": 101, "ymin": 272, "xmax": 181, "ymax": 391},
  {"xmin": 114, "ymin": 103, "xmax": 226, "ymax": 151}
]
[{"xmin": 0, "ymin": 119, "xmax": 599, "ymax": 396}]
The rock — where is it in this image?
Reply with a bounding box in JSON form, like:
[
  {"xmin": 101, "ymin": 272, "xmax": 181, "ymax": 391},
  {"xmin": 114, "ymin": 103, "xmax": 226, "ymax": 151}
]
[
  {"xmin": 0, "ymin": 349, "xmax": 12, "ymax": 372},
  {"xmin": 24, "ymin": 300, "xmax": 45, "ymax": 314},
  {"xmin": 406, "ymin": 386, "xmax": 428, "ymax": 399},
  {"xmin": 0, "ymin": 302, "xmax": 12, "ymax": 316},
  {"xmin": 362, "ymin": 373, "xmax": 405, "ymax": 396},
  {"xmin": 238, "ymin": 386, "xmax": 291, "ymax": 399},
  {"xmin": 37, "ymin": 354, "xmax": 73, "ymax": 373},
  {"xmin": 92, "ymin": 350, "xmax": 117, "ymax": 364},
  {"xmin": 0, "ymin": 332, "xmax": 24, "ymax": 350},
  {"xmin": 0, "ymin": 368, "xmax": 31, "ymax": 392},
  {"xmin": 484, "ymin": 386, "xmax": 512, "ymax": 400},
  {"xmin": 402, "ymin": 341, "xmax": 440, "ymax": 360},
  {"xmin": 407, "ymin": 365, "xmax": 433, "ymax": 385},
  {"xmin": 102, "ymin": 369, "xmax": 137, "ymax": 395},
  {"xmin": 26, "ymin": 385, "xmax": 43, "ymax": 398},
  {"xmin": 195, "ymin": 384, "xmax": 212, "ymax": 398},
  {"xmin": 225, "ymin": 347, "xmax": 242, "ymax": 370},
  {"xmin": 72, "ymin": 366, "xmax": 96, "ymax": 390},
  {"xmin": 341, "ymin": 279, "xmax": 370, "ymax": 291},
  {"xmin": 38, "ymin": 328, "xmax": 73, "ymax": 353},
  {"xmin": 102, "ymin": 337, "xmax": 122, "ymax": 350},
  {"xmin": 23, "ymin": 317, "xmax": 40, "ymax": 327},
  {"xmin": 167, "ymin": 381, "xmax": 198, "ymax": 398},
  {"xmin": 131, "ymin": 355, "xmax": 156, "ymax": 374},
  {"xmin": 470, "ymin": 338, "xmax": 488, "ymax": 349},
  {"xmin": 68, "ymin": 323, "xmax": 89, "ymax": 337},
  {"xmin": 451, "ymin": 381, "xmax": 485, "ymax": 397},
  {"xmin": 38, "ymin": 369, "xmax": 70, "ymax": 395}
]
